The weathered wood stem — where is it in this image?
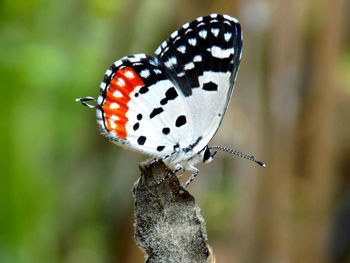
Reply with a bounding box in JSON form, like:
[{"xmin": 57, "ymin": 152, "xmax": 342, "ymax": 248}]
[{"xmin": 133, "ymin": 160, "xmax": 215, "ymax": 263}]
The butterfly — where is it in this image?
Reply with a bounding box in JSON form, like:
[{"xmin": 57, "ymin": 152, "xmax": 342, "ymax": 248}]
[{"xmin": 77, "ymin": 13, "xmax": 265, "ymax": 187}]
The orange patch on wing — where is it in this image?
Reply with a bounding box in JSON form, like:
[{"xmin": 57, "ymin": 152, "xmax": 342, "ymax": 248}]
[{"xmin": 102, "ymin": 67, "xmax": 144, "ymax": 139}]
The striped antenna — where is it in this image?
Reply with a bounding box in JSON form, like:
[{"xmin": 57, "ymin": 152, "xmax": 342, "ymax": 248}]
[{"xmin": 208, "ymin": 146, "xmax": 266, "ymax": 167}]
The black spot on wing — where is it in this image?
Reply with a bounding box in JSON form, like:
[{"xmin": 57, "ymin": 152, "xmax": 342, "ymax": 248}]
[
  {"xmin": 137, "ymin": 136, "xmax": 146, "ymax": 145},
  {"xmin": 137, "ymin": 114, "xmax": 143, "ymax": 120},
  {"xmin": 133, "ymin": 123, "xmax": 140, "ymax": 131},
  {"xmin": 162, "ymin": 127, "xmax": 170, "ymax": 135},
  {"xmin": 160, "ymin": 87, "xmax": 178, "ymax": 105},
  {"xmin": 203, "ymin": 81, "xmax": 218, "ymax": 91},
  {"xmin": 150, "ymin": 107, "xmax": 164, "ymax": 118},
  {"xmin": 139, "ymin": 86, "xmax": 149, "ymax": 94},
  {"xmin": 175, "ymin": 115, "xmax": 187, "ymax": 127},
  {"xmin": 157, "ymin": 146, "xmax": 165, "ymax": 152},
  {"xmin": 166, "ymin": 87, "xmax": 178, "ymax": 99}
]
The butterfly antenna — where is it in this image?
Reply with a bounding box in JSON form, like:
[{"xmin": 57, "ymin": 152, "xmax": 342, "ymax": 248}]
[
  {"xmin": 208, "ymin": 146, "xmax": 266, "ymax": 167},
  {"xmin": 75, "ymin": 97, "xmax": 97, "ymax": 108}
]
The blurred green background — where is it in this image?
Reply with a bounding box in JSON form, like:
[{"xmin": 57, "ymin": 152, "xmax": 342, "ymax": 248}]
[{"xmin": 1, "ymin": 0, "xmax": 350, "ymax": 262}]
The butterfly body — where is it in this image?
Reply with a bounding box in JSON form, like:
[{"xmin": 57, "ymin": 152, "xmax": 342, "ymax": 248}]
[{"xmin": 77, "ymin": 14, "xmax": 248, "ymax": 185}]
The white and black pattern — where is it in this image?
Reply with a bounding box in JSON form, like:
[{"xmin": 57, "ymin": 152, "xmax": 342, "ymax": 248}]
[
  {"xmin": 77, "ymin": 14, "xmax": 265, "ymax": 188},
  {"xmin": 154, "ymin": 14, "xmax": 242, "ymax": 156},
  {"xmin": 155, "ymin": 14, "xmax": 241, "ymax": 96}
]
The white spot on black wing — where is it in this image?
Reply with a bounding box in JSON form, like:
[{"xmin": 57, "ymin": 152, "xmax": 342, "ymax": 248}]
[
  {"xmin": 193, "ymin": 55, "xmax": 202, "ymax": 62},
  {"xmin": 171, "ymin": 30, "xmax": 178, "ymax": 39},
  {"xmin": 224, "ymin": 32, "xmax": 232, "ymax": 41},
  {"xmin": 154, "ymin": 69, "xmax": 162, "ymax": 74},
  {"xmin": 97, "ymin": 95, "xmax": 104, "ymax": 104},
  {"xmin": 105, "ymin": 69, "xmax": 112, "ymax": 77},
  {"xmin": 188, "ymin": 38, "xmax": 197, "ymax": 46},
  {"xmin": 161, "ymin": 41, "xmax": 167, "ymax": 48},
  {"xmin": 140, "ymin": 69, "xmax": 150, "ymax": 78},
  {"xmin": 177, "ymin": 46, "xmax": 186, "ymax": 54},
  {"xmin": 114, "ymin": 60, "xmax": 123, "ymax": 67},
  {"xmin": 198, "ymin": 30, "xmax": 207, "ymax": 39},
  {"xmin": 184, "ymin": 62, "xmax": 195, "ymax": 70},
  {"xmin": 155, "ymin": 46, "xmax": 161, "ymax": 55},
  {"xmin": 100, "ymin": 82, "xmax": 107, "ymax": 92},
  {"xmin": 211, "ymin": 28, "xmax": 219, "ymax": 37},
  {"xmin": 211, "ymin": 46, "xmax": 234, "ymax": 59},
  {"xmin": 223, "ymin": 14, "xmax": 239, "ymax": 23},
  {"xmin": 164, "ymin": 57, "xmax": 177, "ymax": 68},
  {"xmin": 184, "ymin": 28, "xmax": 193, "ymax": 35}
]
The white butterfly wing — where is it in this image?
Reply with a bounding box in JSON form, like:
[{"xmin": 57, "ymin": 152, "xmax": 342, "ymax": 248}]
[
  {"xmin": 95, "ymin": 54, "xmax": 194, "ymax": 157},
  {"xmin": 155, "ymin": 14, "xmax": 243, "ymax": 153}
]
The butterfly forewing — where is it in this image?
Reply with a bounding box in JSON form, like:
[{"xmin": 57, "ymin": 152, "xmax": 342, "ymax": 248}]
[{"xmin": 155, "ymin": 14, "xmax": 242, "ymax": 153}]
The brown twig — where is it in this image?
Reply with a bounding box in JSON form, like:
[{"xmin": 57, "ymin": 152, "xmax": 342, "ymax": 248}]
[{"xmin": 133, "ymin": 160, "xmax": 215, "ymax": 263}]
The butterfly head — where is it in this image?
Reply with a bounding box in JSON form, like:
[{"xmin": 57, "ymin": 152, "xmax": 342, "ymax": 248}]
[{"xmin": 201, "ymin": 146, "xmax": 217, "ymax": 164}]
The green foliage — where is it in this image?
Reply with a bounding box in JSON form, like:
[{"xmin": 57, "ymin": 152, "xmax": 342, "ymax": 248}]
[{"xmin": 1, "ymin": 0, "xmax": 349, "ymax": 262}]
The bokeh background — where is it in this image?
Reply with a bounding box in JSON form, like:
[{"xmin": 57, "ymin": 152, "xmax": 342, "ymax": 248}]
[{"xmin": 1, "ymin": 0, "xmax": 350, "ymax": 262}]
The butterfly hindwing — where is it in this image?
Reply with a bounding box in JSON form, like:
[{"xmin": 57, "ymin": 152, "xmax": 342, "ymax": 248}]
[{"xmin": 96, "ymin": 54, "xmax": 194, "ymax": 157}]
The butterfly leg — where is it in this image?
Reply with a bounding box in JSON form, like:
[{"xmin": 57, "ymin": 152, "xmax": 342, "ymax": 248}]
[
  {"xmin": 184, "ymin": 166, "xmax": 199, "ymax": 189},
  {"xmin": 150, "ymin": 151, "xmax": 177, "ymax": 165},
  {"xmin": 156, "ymin": 164, "xmax": 182, "ymax": 185},
  {"xmin": 177, "ymin": 166, "xmax": 185, "ymax": 180}
]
